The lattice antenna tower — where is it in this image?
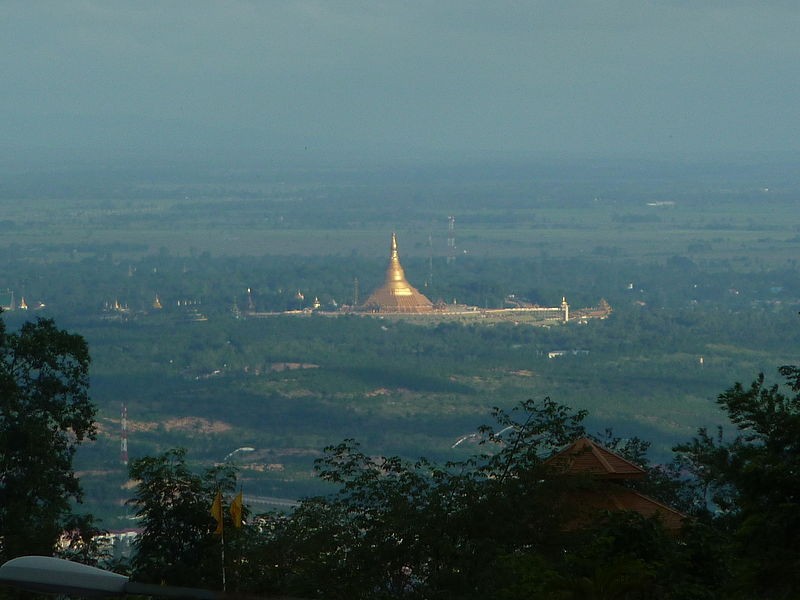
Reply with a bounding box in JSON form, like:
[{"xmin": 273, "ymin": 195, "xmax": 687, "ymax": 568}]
[
  {"xmin": 426, "ymin": 232, "xmax": 433, "ymax": 288},
  {"xmin": 447, "ymin": 216, "xmax": 456, "ymax": 264},
  {"xmin": 353, "ymin": 277, "xmax": 359, "ymax": 306},
  {"xmin": 120, "ymin": 403, "xmax": 128, "ymax": 466}
]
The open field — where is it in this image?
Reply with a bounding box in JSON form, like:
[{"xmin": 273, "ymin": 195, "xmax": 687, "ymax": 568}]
[{"xmin": 2, "ymin": 168, "xmax": 799, "ymax": 266}]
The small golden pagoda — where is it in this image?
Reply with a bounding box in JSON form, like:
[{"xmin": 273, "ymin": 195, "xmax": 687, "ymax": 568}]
[{"xmin": 362, "ymin": 233, "xmax": 433, "ymax": 313}]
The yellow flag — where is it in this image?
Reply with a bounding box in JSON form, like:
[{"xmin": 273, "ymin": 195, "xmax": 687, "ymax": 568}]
[
  {"xmin": 211, "ymin": 490, "xmax": 224, "ymax": 535},
  {"xmin": 230, "ymin": 490, "xmax": 243, "ymax": 528}
]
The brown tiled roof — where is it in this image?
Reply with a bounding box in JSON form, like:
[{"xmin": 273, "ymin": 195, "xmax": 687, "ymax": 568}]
[
  {"xmin": 546, "ymin": 437, "xmax": 686, "ymax": 532},
  {"xmin": 544, "ymin": 437, "xmax": 646, "ymax": 480},
  {"xmin": 569, "ymin": 487, "xmax": 686, "ymax": 532}
]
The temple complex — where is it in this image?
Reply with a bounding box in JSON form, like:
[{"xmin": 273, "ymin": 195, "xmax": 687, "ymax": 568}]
[
  {"xmin": 362, "ymin": 233, "xmax": 433, "ymax": 313},
  {"xmin": 234, "ymin": 232, "xmax": 610, "ymax": 323}
]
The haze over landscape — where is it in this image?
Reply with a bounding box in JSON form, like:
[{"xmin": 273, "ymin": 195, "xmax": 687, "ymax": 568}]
[
  {"xmin": 3, "ymin": 1, "xmax": 800, "ymax": 169},
  {"xmin": 2, "ymin": 3, "xmax": 800, "ymax": 598}
]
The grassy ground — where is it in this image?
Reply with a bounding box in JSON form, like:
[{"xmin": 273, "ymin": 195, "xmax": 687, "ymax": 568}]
[{"xmin": 3, "ymin": 188, "xmax": 799, "ymax": 265}]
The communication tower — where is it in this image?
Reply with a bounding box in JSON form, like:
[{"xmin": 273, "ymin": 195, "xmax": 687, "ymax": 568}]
[
  {"xmin": 426, "ymin": 233, "xmax": 433, "ymax": 288},
  {"xmin": 120, "ymin": 403, "xmax": 128, "ymax": 466},
  {"xmin": 353, "ymin": 277, "xmax": 359, "ymax": 306},
  {"xmin": 447, "ymin": 216, "xmax": 456, "ymax": 264}
]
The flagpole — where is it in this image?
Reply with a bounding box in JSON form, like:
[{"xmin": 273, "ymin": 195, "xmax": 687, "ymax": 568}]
[
  {"xmin": 229, "ymin": 486, "xmax": 244, "ymax": 590},
  {"xmin": 211, "ymin": 488, "xmax": 227, "ymax": 592},
  {"xmin": 220, "ymin": 523, "xmax": 226, "ymax": 593}
]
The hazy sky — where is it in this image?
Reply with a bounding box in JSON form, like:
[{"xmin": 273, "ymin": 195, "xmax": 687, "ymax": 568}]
[{"xmin": 3, "ymin": 1, "xmax": 799, "ymax": 166}]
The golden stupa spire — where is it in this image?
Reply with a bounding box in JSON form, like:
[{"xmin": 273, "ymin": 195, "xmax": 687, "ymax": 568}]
[
  {"xmin": 362, "ymin": 233, "xmax": 433, "ymax": 312},
  {"xmin": 388, "ymin": 232, "xmax": 407, "ymax": 285}
]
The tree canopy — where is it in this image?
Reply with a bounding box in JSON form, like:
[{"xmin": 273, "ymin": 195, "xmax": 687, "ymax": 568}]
[
  {"xmin": 676, "ymin": 365, "xmax": 800, "ymax": 598},
  {"xmin": 0, "ymin": 315, "xmax": 95, "ymax": 561},
  {"xmin": 121, "ymin": 377, "xmax": 800, "ymax": 599},
  {"xmin": 212, "ymin": 398, "xmax": 704, "ymax": 599},
  {"xmin": 127, "ymin": 448, "xmax": 243, "ymax": 589}
]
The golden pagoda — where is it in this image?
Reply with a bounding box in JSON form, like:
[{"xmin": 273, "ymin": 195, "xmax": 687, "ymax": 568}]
[{"xmin": 362, "ymin": 233, "xmax": 433, "ymax": 313}]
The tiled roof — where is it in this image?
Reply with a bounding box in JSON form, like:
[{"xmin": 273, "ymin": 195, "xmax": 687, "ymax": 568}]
[
  {"xmin": 568, "ymin": 487, "xmax": 686, "ymax": 532},
  {"xmin": 546, "ymin": 437, "xmax": 686, "ymax": 532},
  {"xmin": 545, "ymin": 437, "xmax": 646, "ymax": 479}
]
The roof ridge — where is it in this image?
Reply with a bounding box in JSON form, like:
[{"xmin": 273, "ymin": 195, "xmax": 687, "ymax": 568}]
[
  {"xmin": 589, "ymin": 443, "xmax": 616, "ymax": 473},
  {"xmin": 544, "ymin": 436, "xmax": 646, "ymax": 478},
  {"xmin": 588, "ymin": 438, "xmax": 647, "ymax": 475}
]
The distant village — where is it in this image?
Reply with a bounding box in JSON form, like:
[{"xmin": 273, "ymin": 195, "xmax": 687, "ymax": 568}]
[{"xmin": 1, "ymin": 234, "xmax": 612, "ymax": 326}]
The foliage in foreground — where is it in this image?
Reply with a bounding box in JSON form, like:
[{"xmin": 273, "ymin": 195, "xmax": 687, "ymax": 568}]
[
  {"xmin": 675, "ymin": 365, "xmax": 800, "ymax": 599},
  {"xmin": 126, "ymin": 365, "xmax": 800, "ymax": 599},
  {"xmin": 4, "ymin": 312, "xmax": 797, "ymax": 600},
  {"xmin": 127, "ymin": 448, "xmax": 242, "ymax": 588},
  {"xmin": 126, "ymin": 397, "xmax": 718, "ymax": 599},
  {"xmin": 0, "ymin": 315, "xmax": 96, "ymax": 563}
]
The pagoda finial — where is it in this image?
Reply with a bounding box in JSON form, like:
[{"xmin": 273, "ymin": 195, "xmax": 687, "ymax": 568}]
[
  {"xmin": 388, "ymin": 233, "xmax": 406, "ymax": 283},
  {"xmin": 361, "ymin": 233, "xmax": 434, "ymax": 313}
]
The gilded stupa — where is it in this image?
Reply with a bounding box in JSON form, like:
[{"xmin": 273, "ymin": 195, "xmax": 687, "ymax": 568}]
[{"xmin": 362, "ymin": 233, "xmax": 433, "ymax": 313}]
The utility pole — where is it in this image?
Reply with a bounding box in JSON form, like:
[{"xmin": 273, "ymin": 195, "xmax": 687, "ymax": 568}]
[
  {"xmin": 447, "ymin": 216, "xmax": 456, "ymax": 264},
  {"xmin": 120, "ymin": 403, "xmax": 128, "ymax": 466}
]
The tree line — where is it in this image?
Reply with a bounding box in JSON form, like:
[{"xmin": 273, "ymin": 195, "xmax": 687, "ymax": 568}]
[{"xmin": 4, "ymin": 248, "xmax": 799, "ymax": 320}]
